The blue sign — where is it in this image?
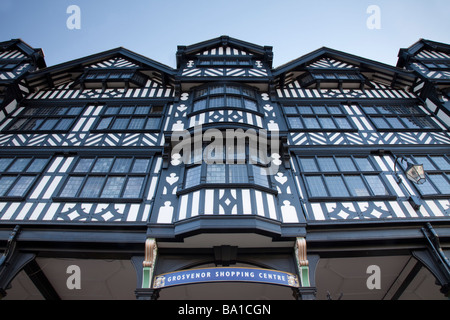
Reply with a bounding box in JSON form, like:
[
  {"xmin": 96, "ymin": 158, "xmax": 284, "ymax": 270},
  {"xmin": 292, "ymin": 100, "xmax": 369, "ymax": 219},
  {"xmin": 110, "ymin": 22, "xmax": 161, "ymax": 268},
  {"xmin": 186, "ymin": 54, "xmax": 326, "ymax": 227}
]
[{"xmin": 153, "ymin": 267, "xmax": 299, "ymax": 289}]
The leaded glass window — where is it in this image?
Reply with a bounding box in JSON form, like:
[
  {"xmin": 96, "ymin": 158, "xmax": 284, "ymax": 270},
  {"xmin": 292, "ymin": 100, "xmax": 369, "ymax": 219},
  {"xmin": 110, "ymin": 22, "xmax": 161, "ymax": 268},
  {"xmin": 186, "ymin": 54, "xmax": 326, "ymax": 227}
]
[
  {"xmin": 361, "ymin": 104, "xmax": 439, "ymax": 131},
  {"xmin": 95, "ymin": 104, "xmax": 164, "ymax": 131},
  {"xmin": 298, "ymin": 156, "xmax": 391, "ymax": 199},
  {"xmin": 0, "ymin": 157, "xmax": 50, "ymax": 198},
  {"xmin": 192, "ymin": 84, "xmax": 259, "ymax": 113},
  {"xmin": 58, "ymin": 156, "xmax": 151, "ymax": 200},
  {"xmin": 8, "ymin": 105, "xmax": 84, "ymax": 132},
  {"xmin": 404, "ymin": 155, "xmax": 450, "ymax": 197},
  {"xmin": 284, "ymin": 104, "xmax": 354, "ymax": 131}
]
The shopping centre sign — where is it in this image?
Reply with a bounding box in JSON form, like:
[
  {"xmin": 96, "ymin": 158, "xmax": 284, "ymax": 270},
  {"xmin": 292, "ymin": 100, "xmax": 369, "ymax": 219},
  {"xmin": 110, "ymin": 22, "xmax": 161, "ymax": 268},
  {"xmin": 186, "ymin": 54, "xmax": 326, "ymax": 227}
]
[{"xmin": 153, "ymin": 267, "xmax": 299, "ymax": 289}]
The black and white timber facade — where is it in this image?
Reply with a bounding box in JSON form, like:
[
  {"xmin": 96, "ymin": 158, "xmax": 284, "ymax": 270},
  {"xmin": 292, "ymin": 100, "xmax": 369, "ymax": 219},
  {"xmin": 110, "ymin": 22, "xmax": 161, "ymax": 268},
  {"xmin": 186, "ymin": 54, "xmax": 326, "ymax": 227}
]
[{"xmin": 0, "ymin": 36, "xmax": 449, "ymax": 300}]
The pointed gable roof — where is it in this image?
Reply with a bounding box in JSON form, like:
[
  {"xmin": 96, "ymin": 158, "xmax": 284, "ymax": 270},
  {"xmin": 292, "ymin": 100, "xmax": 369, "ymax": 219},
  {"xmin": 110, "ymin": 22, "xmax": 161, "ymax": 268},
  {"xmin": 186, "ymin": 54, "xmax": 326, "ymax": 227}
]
[
  {"xmin": 397, "ymin": 39, "xmax": 450, "ymax": 68},
  {"xmin": 26, "ymin": 47, "xmax": 176, "ymax": 91},
  {"xmin": 0, "ymin": 39, "xmax": 46, "ymax": 69},
  {"xmin": 273, "ymin": 47, "xmax": 415, "ymax": 90},
  {"xmin": 176, "ymin": 35, "xmax": 273, "ymax": 68}
]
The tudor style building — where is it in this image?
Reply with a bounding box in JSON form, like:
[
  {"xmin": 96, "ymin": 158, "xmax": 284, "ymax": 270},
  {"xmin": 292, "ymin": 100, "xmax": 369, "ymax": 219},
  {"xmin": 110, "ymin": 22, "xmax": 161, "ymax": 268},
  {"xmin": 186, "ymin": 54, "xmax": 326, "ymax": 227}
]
[{"xmin": 0, "ymin": 36, "xmax": 448, "ymax": 300}]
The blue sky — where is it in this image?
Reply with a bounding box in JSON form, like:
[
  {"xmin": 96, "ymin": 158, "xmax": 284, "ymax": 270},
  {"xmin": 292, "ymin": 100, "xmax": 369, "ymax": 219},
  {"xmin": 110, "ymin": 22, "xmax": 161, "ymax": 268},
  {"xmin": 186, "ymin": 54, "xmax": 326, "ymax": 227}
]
[{"xmin": 0, "ymin": 0, "xmax": 449, "ymax": 68}]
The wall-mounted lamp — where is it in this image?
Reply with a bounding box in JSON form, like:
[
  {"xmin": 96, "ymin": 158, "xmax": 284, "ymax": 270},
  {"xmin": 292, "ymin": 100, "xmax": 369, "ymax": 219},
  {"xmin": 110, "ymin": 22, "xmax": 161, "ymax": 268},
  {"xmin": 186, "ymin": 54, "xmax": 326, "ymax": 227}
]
[{"xmin": 394, "ymin": 156, "xmax": 427, "ymax": 210}]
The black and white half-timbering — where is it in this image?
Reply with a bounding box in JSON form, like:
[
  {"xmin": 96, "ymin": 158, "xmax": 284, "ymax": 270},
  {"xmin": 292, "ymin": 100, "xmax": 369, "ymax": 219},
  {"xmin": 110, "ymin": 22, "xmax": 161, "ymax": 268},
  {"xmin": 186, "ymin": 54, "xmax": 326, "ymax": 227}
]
[{"xmin": 0, "ymin": 37, "xmax": 449, "ymax": 300}]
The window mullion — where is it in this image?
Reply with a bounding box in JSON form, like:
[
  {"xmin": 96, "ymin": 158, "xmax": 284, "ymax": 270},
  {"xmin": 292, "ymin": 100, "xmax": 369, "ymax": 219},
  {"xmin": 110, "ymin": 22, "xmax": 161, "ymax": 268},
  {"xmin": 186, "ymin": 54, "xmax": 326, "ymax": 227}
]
[{"xmin": 361, "ymin": 173, "xmax": 375, "ymax": 197}]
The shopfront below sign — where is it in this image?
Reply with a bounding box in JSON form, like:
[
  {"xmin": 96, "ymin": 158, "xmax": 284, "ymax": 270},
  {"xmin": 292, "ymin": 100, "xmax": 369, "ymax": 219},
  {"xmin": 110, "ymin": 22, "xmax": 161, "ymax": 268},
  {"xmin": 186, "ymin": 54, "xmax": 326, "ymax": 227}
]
[{"xmin": 153, "ymin": 267, "xmax": 300, "ymax": 289}]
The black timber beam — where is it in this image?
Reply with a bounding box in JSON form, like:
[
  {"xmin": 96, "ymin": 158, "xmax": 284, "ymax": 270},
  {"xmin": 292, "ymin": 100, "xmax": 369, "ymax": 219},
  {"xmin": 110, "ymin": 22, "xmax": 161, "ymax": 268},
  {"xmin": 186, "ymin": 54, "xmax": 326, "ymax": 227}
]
[{"xmin": 23, "ymin": 259, "xmax": 60, "ymax": 300}]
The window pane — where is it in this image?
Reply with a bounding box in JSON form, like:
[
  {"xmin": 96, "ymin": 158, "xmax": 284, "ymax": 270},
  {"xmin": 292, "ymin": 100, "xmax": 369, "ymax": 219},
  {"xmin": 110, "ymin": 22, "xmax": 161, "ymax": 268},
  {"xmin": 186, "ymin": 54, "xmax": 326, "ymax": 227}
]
[
  {"xmin": 0, "ymin": 158, "xmax": 13, "ymax": 171},
  {"xmin": 371, "ymin": 117, "xmax": 389, "ymax": 129},
  {"xmin": 313, "ymin": 106, "xmax": 327, "ymax": 114},
  {"xmin": 386, "ymin": 117, "xmax": 405, "ymax": 129},
  {"xmin": 23, "ymin": 118, "xmax": 44, "ymax": 130},
  {"xmin": 111, "ymin": 158, "xmax": 132, "ymax": 173},
  {"xmin": 243, "ymin": 99, "xmax": 257, "ymax": 111},
  {"xmin": 150, "ymin": 106, "xmax": 164, "ymax": 114},
  {"xmin": 67, "ymin": 106, "xmax": 84, "ymax": 116},
  {"xmin": 101, "ymin": 177, "xmax": 126, "ymax": 198},
  {"xmin": 431, "ymin": 156, "xmax": 450, "ymax": 170},
  {"xmin": 132, "ymin": 159, "xmax": 150, "ymax": 173},
  {"xmin": 300, "ymin": 158, "xmax": 318, "ymax": 172},
  {"xmin": 210, "ymin": 86, "xmax": 225, "ymax": 95},
  {"xmin": 27, "ymin": 158, "xmax": 48, "ymax": 172},
  {"xmin": 7, "ymin": 176, "xmax": 35, "ymax": 197},
  {"xmin": 96, "ymin": 117, "xmax": 113, "ymax": 130},
  {"xmin": 428, "ymin": 174, "xmax": 450, "ymax": 194},
  {"xmin": 120, "ymin": 72, "xmax": 133, "ymax": 79},
  {"xmin": 145, "ymin": 118, "xmax": 160, "ymax": 130},
  {"xmin": 206, "ymin": 164, "xmax": 226, "ymax": 183},
  {"xmin": 298, "ymin": 106, "xmax": 313, "ymax": 115},
  {"xmin": 226, "ymin": 96, "xmax": 241, "ymax": 108},
  {"xmin": 284, "ymin": 107, "xmax": 298, "ymax": 115},
  {"xmin": 303, "ymin": 117, "xmax": 320, "ymax": 129},
  {"xmin": 122, "ymin": 177, "xmax": 144, "ymax": 198},
  {"xmin": 0, "ymin": 176, "xmax": 16, "ymax": 196},
  {"xmin": 413, "ymin": 156, "xmax": 436, "ymax": 171},
  {"xmin": 54, "ymin": 118, "xmax": 73, "ymax": 131},
  {"xmin": 55, "ymin": 107, "xmax": 69, "ymax": 115},
  {"xmin": 416, "ymin": 179, "xmax": 438, "ymax": 195},
  {"xmin": 185, "ymin": 166, "xmax": 201, "ymax": 188},
  {"xmin": 328, "ymin": 106, "xmax": 343, "ymax": 114},
  {"xmin": 135, "ymin": 106, "xmax": 151, "ymax": 114},
  {"xmin": 128, "ymin": 118, "xmax": 145, "ymax": 130},
  {"xmin": 365, "ymin": 175, "xmax": 390, "ymax": 196},
  {"xmin": 306, "ymin": 176, "xmax": 327, "ymax": 197},
  {"xmin": 210, "ymin": 97, "xmax": 225, "ymax": 108},
  {"xmin": 318, "ymin": 157, "xmax": 338, "ymax": 172},
  {"xmin": 111, "ymin": 118, "xmax": 130, "ymax": 130},
  {"xmin": 409, "ymin": 116, "xmax": 435, "ymax": 129},
  {"xmin": 8, "ymin": 158, "xmax": 31, "ymax": 172},
  {"xmin": 355, "ymin": 158, "xmax": 375, "ymax": 171},
  {"xmin": 253, "ymin": 166, "xmax": 269, "ymax": 187},
  {"xmin": 288, "ymin": 118, "xmax": 303, "ymax": 129},
  {"xmin": 226, "ymin": 86, "xmax": 241, "ymax": 95},
  {"xmin": 335, "ymin": 117, "xmax": 352, "ymax": 129},
  {"xmin": 229, "ymin": 165, "xmax": 248, "ymax": 183},
  {"xmin": 325, "ymin": 176, "xmax": 350, "ymax": 197},
  {"xmin": 9, "ymin": 118, "xmax": 28, "ymax": 130},
  {"xmin": 96, "ymin": 73, "xmax": 108, "ymax": 79},
  {"xmin": 336, "ymin": 158, "xmax": 357, "ymax": 171},
  {"xmin": 74, "ymin": 158, "xmax": 94, "ymax": 173},
  {"xmin": 345, "ymin": 175, "xmax": 370, "ymax": 197},
  {"xmin": 119, "ymin": 106, "xmax": 135, "ymax": 115},
  {"xmin": 105, "ymin": 106, "xmax": 120, "ymax": 115},
  {"xmin": 80, "ymin": 177, "xmax": 105, "ymax": 198},
  {"xmin": 109, "ymin": 72, "xmax": 121, "ymax": 79},
  {"xmin": 39, "ymin": 119, "xmax": 58, "ymax": 130},
  {"xmin": 193, "ymin": 99, "xmax": 207, "ymax": 112},
  {"xmin": 377, "ymin": 106, "xmax": 393, "ymax": 114},
  {"xmin": 242, "ymin": 88, "xmax": 256, "ymax": 98},
  {"xmin": 92, "ymin": 158, "xmax": 114, "ymax": 173},
  {"xmin": 319, "ymin": 117, "xmax": 336, "ymax": 129}
]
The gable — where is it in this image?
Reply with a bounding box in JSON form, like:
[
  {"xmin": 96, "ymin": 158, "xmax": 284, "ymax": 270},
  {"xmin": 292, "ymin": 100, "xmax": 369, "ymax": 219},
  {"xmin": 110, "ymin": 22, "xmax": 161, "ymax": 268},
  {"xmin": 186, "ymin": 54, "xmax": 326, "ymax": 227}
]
[
  {"xmin": 86, "ymin": 56, "xmax": 140, "ymax": 69},
  {"xmin": 307, "ymin": 57, "xmax": 357, "ymax": 69},
  {"xmin": 0, "ymin": 50, "xmax": 27, "ymax": 60},
  {"xmin": 195, "ymin": 45, "xmax": 253, "ymax": 57},
  {"xmin": 26, "ymin": 48, "xmax": 175, "ymax": 92},
  {"xmin": 415, "ymin": 49, "xmax": 450, "ymax": 60}
]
